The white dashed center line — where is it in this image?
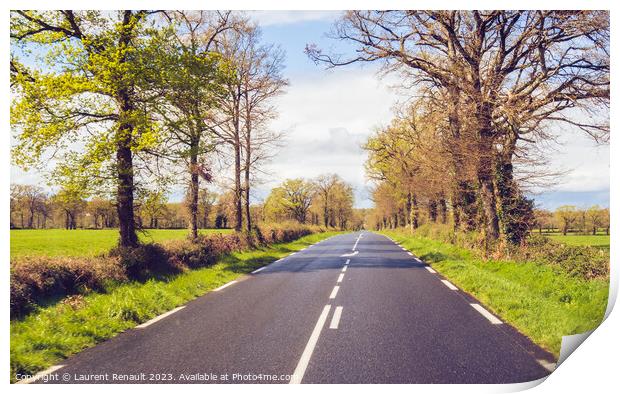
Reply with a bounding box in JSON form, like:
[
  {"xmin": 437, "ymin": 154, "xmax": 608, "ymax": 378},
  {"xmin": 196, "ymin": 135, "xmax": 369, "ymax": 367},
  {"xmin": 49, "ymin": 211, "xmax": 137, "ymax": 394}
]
[
  {"xmin": 337, "ymin": 273, "xmax": 344, "ymax": 283},
  {"xmin": 329, "ymin": 286, "xmax": 340, "ymax": 299},
  {"xmin": 342, "ymin": 266, "xmax": 348, "ymax": 272},
  {"xmin": 289, "ymin": 305, "xmax": 332, "ymax": 384},
  {"xmin": 345, "ymin": 259, "xmax": 350, "ymax": 265},
  {"xmin": 329, "ymin": 306, "xmax": 343, "ymax": 329}
]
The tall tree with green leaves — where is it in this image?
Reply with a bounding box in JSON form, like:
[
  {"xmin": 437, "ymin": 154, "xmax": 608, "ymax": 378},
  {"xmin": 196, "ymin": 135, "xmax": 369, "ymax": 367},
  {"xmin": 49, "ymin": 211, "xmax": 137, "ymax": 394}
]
[
  {"xmin": 152, "ymin": 11, "xmax": 235, "ymax": 240},
  {"xmin": 11, "ymin": 10, "xmax": 162, "ymax": 247}
]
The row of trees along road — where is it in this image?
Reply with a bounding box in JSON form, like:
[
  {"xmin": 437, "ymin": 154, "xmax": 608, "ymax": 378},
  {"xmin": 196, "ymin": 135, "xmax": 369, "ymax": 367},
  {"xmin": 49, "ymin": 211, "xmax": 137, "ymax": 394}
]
[
  {"xmin": 307, "ymin": 11, "xmax": 609, "ymax": 245},
  {"xmin": 11, "ymin": 11, "xmax": 287, "ymax": 247}
]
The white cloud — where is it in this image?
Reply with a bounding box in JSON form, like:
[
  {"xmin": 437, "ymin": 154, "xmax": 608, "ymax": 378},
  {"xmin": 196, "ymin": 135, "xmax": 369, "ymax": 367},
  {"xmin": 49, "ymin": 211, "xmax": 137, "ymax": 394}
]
[
  {"xmin": 247, "ymin": 11, "xmax": 339, "ymax": 26},
  {"xmin": 258, "ymin": 68, "xmax": 400, "ymax": 207}
]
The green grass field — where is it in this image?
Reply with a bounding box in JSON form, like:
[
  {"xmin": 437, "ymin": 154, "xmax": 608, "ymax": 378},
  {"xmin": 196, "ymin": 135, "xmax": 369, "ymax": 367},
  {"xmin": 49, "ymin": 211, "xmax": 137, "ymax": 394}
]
[
  {"xmin": 10, "ymin": 231, "xmax": 342, "ymax": 382},
  {"xmin": 380, "ymin": 230, "xmax": 609, "ymax": 357},
  {"xmin": 10, "ymin": 228, "xmax": 233, "ymax": 258},
  {"xmin": 544, "ymin": 233, "xmax": 610, "ymax": 251}
]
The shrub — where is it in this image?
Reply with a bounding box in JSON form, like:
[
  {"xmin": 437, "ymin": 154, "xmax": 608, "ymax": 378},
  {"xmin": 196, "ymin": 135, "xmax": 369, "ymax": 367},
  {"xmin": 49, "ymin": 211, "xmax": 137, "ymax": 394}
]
[{"xmin": 10, "ymin": 256, "xmax": 126, "ymax": 317}]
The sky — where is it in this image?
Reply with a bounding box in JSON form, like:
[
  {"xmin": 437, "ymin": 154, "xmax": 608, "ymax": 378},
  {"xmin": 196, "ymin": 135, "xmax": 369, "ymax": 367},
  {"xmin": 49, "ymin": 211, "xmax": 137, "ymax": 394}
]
[{"xmin": 10, "ymin": 11, "xmax": 610, "ymax": 210}]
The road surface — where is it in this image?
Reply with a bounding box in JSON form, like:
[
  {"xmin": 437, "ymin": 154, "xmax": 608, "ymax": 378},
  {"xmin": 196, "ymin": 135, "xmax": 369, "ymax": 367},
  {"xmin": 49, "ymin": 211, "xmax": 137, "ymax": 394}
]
[{"xmin": 37, "ymin": 232, "xmax": 554, "ymax": 384}]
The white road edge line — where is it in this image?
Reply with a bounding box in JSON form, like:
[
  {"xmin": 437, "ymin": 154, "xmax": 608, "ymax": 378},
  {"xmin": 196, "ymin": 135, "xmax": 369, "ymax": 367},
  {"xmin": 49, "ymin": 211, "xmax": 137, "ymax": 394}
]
[
  {"xmin": 407, "ymin": 252, "xmax": 413, "ymax": 256},
  {"xmin": 425, "ymin": 266, "xmax": 437, "ymax": 273},
  {"xmin": 289, "ymin": 305, "xmax": 332, "ymax": 384},
  {"xmin": 213, "ymin": 281, "xmax": 238, "ymax": 292},
  {"xmin": 329, "ymin": 306, "xmax": 343, "ymax": 329},
  {"xmin": 470, "ymin": 303, "xmax": 503, "ymax": 324},
  {"xmin": 441, "ymin": 280, "xmax": 459, "ymax": 291},
  {"xmin": 329, "ymin": 286, "xmax": 340, "ymax": 299},
  {"xmin": 537, "ymin": 359, "xmax": 556, "ymax": 372},
  {"xmin": 252, "ymin": 266, "xmax": 267, "ymax": 274},
  {"xmin": 136, "ymin": 306, "xmax": 186, "ymax": 329},
  {"xmin": 17, "ymin": 365, "xmax": 65, "ymax": 384},
  {"xmin": 342, "ymin": 266, "xmax": 348, "ymax": 272},
  {"xmin": 337, "ymin": 273, "xmax": 344, "ymax": 283}
]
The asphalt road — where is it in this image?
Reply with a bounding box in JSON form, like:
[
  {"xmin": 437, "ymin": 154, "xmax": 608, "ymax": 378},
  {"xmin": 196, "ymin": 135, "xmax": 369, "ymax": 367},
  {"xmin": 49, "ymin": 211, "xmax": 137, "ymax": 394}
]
[{"xmin": 37, "ymin": 231, "xmax": 554, "ymax": 384}]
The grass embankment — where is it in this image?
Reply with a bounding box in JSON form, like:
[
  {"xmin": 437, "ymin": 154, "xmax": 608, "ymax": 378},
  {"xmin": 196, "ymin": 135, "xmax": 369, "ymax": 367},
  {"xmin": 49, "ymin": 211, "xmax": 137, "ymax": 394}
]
[
  {"xmin": 544, "ymin": 233, "xmax": 610, "ymax": 251},
  {"xmin": 10, "ymin": 228, "xmax": 233, "ymax": 258},
  {"xmin": 380, "ymin": 230, "xmax": 609, "ymax": 357},
  {"xmin": 11, "ymin": 231, "xmax": 341, "ymax": 382}
]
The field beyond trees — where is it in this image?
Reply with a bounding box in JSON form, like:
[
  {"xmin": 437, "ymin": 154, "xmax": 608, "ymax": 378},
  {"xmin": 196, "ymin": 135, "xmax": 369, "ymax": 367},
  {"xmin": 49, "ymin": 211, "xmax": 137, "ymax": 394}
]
[
  {"xmin": 545, "ymin": 233, "xmax": 610, "ymax": 251},
  {"xmin": 10, "ymin": 228, "xmax": 233, "ymax": 258}
]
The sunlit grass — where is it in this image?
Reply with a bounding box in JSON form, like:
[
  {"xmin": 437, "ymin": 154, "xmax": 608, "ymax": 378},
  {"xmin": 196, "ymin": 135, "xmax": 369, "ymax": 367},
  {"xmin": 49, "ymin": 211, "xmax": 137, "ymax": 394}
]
[
  {"xmin": 10, "ymin": 231, "xmax": 342, "ymax": 382},
  {"xmin": 544, "ymin": 233, "xmax": 610, "ymax": 251},
  {"xmin": 10, "ymin": 228, "xmax": 233, "ymax": 258},
  {"xmin": 380, "ymin": 230, "xmax": 609, "ymax": 357}
]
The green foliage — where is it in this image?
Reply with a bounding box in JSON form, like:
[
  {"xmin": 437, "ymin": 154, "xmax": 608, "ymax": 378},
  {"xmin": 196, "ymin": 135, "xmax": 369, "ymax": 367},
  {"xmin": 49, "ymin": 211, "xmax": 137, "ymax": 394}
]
[{"xmin": 381, "ymin": 230, "xmax": 609, "ymax": 357}]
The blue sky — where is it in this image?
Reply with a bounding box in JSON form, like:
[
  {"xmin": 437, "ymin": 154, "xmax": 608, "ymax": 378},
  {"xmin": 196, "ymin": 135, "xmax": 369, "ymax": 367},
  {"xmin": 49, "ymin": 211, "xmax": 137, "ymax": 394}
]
[{"xmin": 10, "ymin": 11, "xmax": 610, "ymax": 210}]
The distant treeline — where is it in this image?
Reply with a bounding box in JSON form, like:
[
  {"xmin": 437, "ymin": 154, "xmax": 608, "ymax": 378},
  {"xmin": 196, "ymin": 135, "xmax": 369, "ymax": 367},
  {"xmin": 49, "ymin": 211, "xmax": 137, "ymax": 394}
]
[{"xmin": 11, "ymin": 174, "xmax": 365, "ymax": 231}]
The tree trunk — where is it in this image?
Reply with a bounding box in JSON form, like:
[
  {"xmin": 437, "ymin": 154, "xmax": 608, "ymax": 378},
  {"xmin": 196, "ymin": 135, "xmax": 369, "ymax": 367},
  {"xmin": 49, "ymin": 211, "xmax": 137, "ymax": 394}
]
[
  {"xmin": 243, "ymin": 111, "xmax": 252, "ymax": 233},
  {"xmin": 412, "ymin": 194, "xmax": 419, "ymax": 229},
  {"xmin": 114, "ymin": 11, "xmax": 140, "ymax": 249},
  {"xmin": 476, "ymin": 103, "xmax": 500, "ymax": 242},
  {"xmin": 406, "ymin": 191, "xmax": 413, "ymax": 232},
  {"xmin": 439, "ymin": 197, "xmax": 447, "ymax": 224},
  {"xmin": 188, "ymin": 143, "xmax": 199, "ymax": 240},
  {"xmin": 116, "ymin": 117, "xmax": 138, "ymax": 248}
]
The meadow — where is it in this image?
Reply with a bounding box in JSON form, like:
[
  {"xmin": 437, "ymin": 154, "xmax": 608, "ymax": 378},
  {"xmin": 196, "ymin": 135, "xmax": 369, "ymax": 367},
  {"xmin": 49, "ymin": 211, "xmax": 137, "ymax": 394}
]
[
  {"xmin": 10, "ymin": 228, "xmax": 233, "ymax": 258},
  {"xmin": 544, "ymin": 233, "xmax": 610, "ymax": 251}
]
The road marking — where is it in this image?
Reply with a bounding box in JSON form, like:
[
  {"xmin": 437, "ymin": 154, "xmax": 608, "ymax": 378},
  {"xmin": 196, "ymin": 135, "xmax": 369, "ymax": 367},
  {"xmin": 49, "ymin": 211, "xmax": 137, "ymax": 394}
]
[
  {"xmin": 425, "ymin": 266, "xmax": 437, "ymax": 273},
  {"xmin": 214, "ymin": 281, "xmax": 238, "ymax": 292},
  {"xmin": 329, "ymin": 306, "xmax": 343, "ymax": 329},
  {"xmin": 342, "ymin": 266, "xmax": 348, "ymax": 272},
  {"xmin": 252, "ymin": 266, "xmax": 267, "ymax": 274},
  {"xmin": 407, "ymin": 251, "xmax": 413, "ymax": 256},
  {"xmin": 345, "ymin": 259, "xmax": 350, "ymax": 265},
  {"xmin": 341, "ymin": 250, "xmax": 358, "ymax": 257},
  {"xmin": 352, "ymin": 234, "xmax": 362, "ymax": 250},
  {"xmin": 470, "ymin": 303, "xmax": 503, "ymax": 324},
  {"xmin": 136, "ymin": 306, "xmax": 186, "ymax": 328},
  {"xmin": 290, "ymin": 305, "xmax": 332, "ymax": 384},
  {"xmin": 537, "ymin": 359, "xmax": 556, "ymax": 372},
  {"xmin": 337, "ymin": 273, "xmax": 344, "ymax": 283},
  {"xmin": 441, "ymin": 280, "xmax": 458, "ymax": 290},
  {"xmin": 17, "ymin": 364, "xmax": 65, "ymax": 384},
  {"xmin": 329, "ymin": 286, "xmax": 340, "ymax": 299},
  {"xmin": 415, "ymin": 258, "xmax": 422, "ymax": 263},
  {"xmin": 290, "ymin": 252, "xmax": 297, "ymax": 256}
]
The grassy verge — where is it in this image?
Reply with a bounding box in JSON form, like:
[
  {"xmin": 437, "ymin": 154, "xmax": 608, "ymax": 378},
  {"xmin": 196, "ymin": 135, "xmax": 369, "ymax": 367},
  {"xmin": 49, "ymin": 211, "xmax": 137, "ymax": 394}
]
[
  {"xmin": 379, "ymin": 230, "xmax": 609, "ymax": 357},
  {"xmin": 10, "ymin": 231, "xmax": 342, "ymax": 382},
  {"xmin": 10, "ymin": 228, "xmax": 234, "ymax": 258}
]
